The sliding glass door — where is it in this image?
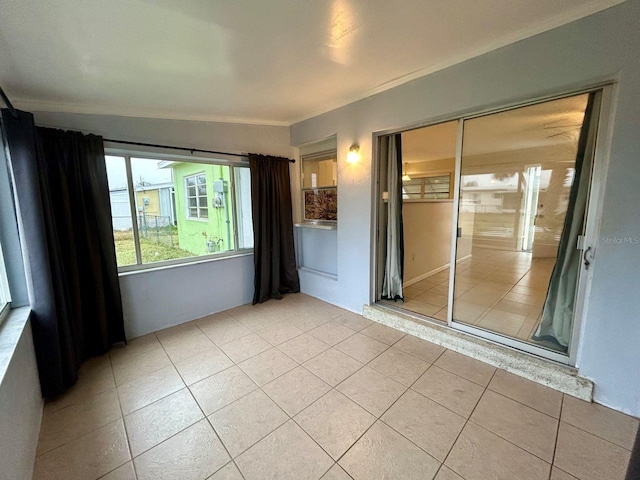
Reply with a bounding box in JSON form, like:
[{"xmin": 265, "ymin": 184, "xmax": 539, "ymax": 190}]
[{"xmin": 450, "ymin": 92, "xmax": 602, "ymax": 360}]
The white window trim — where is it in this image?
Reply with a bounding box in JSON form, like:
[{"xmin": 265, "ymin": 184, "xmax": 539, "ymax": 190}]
[
  {"xmin": 105, "ymin": 150, "xmax": 254, "ymax": 273},
  {"xmin": 184, "ymin": 172, "xmax": 209, "ymax": 221},
  {"xmin": 0, "ymin": 242, "xmax": 11, "ymax": 326}
]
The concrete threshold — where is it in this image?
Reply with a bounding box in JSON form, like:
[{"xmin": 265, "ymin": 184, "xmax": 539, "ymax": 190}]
[{"xmin": 363, "ymin": 303, "xmax": 593, "ymax": 401}]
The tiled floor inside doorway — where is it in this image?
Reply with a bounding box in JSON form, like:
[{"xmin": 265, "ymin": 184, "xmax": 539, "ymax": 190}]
[
  {"xmin": 34, "ymin": 294, "xmax": 637, "ymax": 479},
  {"xmin": 396, "ymin": 247, "xmax": 560, "ymax": 351}
]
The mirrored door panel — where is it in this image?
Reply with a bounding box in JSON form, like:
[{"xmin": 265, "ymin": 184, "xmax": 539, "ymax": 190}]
[{"xmin": 452, "ymin": 93, "xmax": 596, "ymax": 354}]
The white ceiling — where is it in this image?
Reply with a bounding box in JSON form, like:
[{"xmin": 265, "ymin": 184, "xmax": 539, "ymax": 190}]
[{"xmin": 0, "ymin": 0, "xmax": 623, "ymax": 125}]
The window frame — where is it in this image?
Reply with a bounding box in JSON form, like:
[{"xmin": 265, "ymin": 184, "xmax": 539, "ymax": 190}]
[
  {"xmin": 106, "ymin": 151, "xmax": 253, "ymax": 273},
  {"xmin": 184, "ymin": 172, "xmax": 209, "ymax": 221},
  {"xmin": 300, "ymin": 149, "xmax": 338, "ymax": 224}
]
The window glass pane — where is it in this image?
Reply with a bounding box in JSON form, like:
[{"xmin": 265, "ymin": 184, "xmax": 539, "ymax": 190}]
[
  {"xmin": 105, "ymin": 155, "xmax": 136, "ymax": 267},
  {"xmin": 131, "ymin": 157, "xmax": 195, "ymax": 264},
  {"xmin": 234, "ymin": 166, "xmax": 254, "ymax": 249},
  {"xmin": 302, "ymin": 153, "xmax": 337, "ymax": 189}
]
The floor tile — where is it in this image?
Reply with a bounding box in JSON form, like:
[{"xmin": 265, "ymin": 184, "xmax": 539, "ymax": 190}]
[
  {"xmin": 208, "ymin": 462, "xmax": 244, "ymax": 480},
  {"xmin": 174, "ymin": 346, "xmax": 234, "ymax": 385},
  {"xmin": 117, "ymin": 365, "xmax": 185, "ymax": 415},
  {"xmin": 219, "ymin": 333, "xmax": 272, "ymax": 363},
  {"xmin": 321, "ymin": 464, "xmax": 352, "ymax": 480},
  {"xmin": 332, "ymin": 312, "xmax": 372, "ymax": 332},
  {"xmin": 550, "ymin": 467, "xmax": 579, "ymax": 480},
  {"xmin": 445, "ymin": 422, "xmax": 550, "ymax": 480},
  {"xmin": 295, "ymin": 389, "xmax": 375, "ymax": 460},
  {"xmin": 198, "ymin": 317, "xmax": 253, "ymax": 346},
  {"xmin": 238, "ymin": 348, "xmax": 298, "ymax": 386},
  {"xmin": 124, "ymin": 388, "xmax": 203, "ymax": 457},
  {"xmin": 339, "ymin": 421, "xmax": 440, "ymax": 480},
  {"xmin": 400, "ymin": 299, "xmax": 441, "ymax": 316},
  {"xmin": 336, "ymin": 366, "xmax": 406, "ymax": 417},
  {"xmin": 434, "ymin": 466, "xmax": 464, "ymax": 480},
  {"xmin": 110, "ymin": 333, "xmax": 162, "ymax": 362},
  {"xmin": 554, "ymin": 422, "xmax": 631, "ymax": 480},
  {"xmin": 33, "ymin": 419, "xmax": 130, "ymax": 480},
  {"xmin": 412, "ymin": 366, "xmax": 484, "ymax": 418},
  {"xmin": 476, "ymin": 309, "xmax": 526, "ymax": 337},
  {"xmin": 134, "ymin": 419, "xmax": 230, "ymax": 480},
  {"xmin": 100, "ymin": 461, "xmax": 136, "ymax": 480},
  {"xmin": 309, "ymin": 322, "xmax": 356, "ymax": 346},
  {"xmin": 434, "ymin": 350, "xmax": 496, "ymax": 386},
  {"xmin": 189, "ymin": 366, "xmax": 257, "ymax": 415},
  {"xmin": 415, "ymin": 291, "xmax": 449, "ymax": 308},
  {"xmin": 488, "ymin": 369, "xmax": 562, "ymax": 418},
  {"xmin": 561, "ymin": 395, "xmax": 639, "ymax": 449},
  {"xmin": 155, "ymin": 321, "xmax": 201, "ymax": 345},
  {"xmin": 112, "ymin": 347, "xmax": 172, "ymax": 386},
  {"xmin": 209, "ymin": 389, "xmax": 288, "ymax": 457},
  {"xmin": 236, "ymin": 420, "xmax": 333, "ymax": 480},
  {"xmin": 44, "ymin": 356, "xmax": 115, "ymax": 413},
  {"xmin": 37, "ymin": 388, "xmax": 122, "ymax": 455},
  {"xmin": 359, "ymin": 322, "xmax": 405, "ymax": 345},
  {"xmin": 286, "ymin": 311, "xmax": 336, "ymax": 332},
  {"xmin": 367, "ymin": 347, "xmax": 430, "ymax": 387},
  {"xmin": 382, "ymin": 389, "xmax": 465, "ymax": 461},
  {"xmin": 262, "ymin": 366, "xmax": 331, "ymax": 416},
  {"xmin": 393, "ymin": 334, "xmax": 446, "ymax": 363},
  {"xmin": 161, "ymin": 331, "xmax": 218, "ymax": 364},
  {"xmin": 303, "ymin": 348, "xmax": 363, "ymax": 387},
  {"xmin": 257, "ymin": 322, "xmax": 304, "ymax": 345},
  {"xmin": 334, "ymin": 333, "xmax": 388, "ymax": 363},
  {"xmin": 278, "ymin": 333, "xmax": 330, "ymax": 363},
  {"xmin": 470, "ymin": 390, "xmax": 558, "ymax": 462}
]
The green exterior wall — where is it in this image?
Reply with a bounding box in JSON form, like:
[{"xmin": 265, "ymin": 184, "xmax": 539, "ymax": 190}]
[{"xmin": 172, "ymin": 162, "xmax": 234, "ymax": 255}]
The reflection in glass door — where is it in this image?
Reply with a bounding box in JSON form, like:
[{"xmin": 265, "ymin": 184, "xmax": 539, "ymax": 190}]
[{"xmin": 451, "ymin": 92, "xmax": 600, "ymax": 356}]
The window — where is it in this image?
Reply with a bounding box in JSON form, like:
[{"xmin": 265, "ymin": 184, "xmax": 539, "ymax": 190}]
[
  {"xmin": 301, "ymin": 149, "xmax": 338, "ymax": 222},
  {"xmin": 402, "ymin": 174, "xmax": 451, "ymax": 200},
  {"xmin": 105, "ymin": 154, "xmax": 253, "ymax": 270},
  {"xmin": 185, "ymin": 173, "xmax": 208, "ymax": 220}
]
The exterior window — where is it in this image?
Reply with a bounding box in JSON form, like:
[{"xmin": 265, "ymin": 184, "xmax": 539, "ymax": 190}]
[
  {"xmin": 185, "ymin": 173, "xmax": 208, "ymax": 220},
  {"xmin": 402, "ymin": 174, "xmax": 451, "ymax": 200},
  {"xmin": 105, "ymin": 154, "xmax": 253, "ymax": 270},
  {"xmin": 301, "ymin": 150, "xmax": 338, "ymax": 222}
]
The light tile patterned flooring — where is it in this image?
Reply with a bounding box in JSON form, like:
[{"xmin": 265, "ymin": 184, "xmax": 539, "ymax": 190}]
[
  {"xmin": 400, "ymin": 247, "xmax": 559, "ymax": 350},
  {"xmin": 34, "ymin": 294, "xmax": 638, "ymax": 480}
]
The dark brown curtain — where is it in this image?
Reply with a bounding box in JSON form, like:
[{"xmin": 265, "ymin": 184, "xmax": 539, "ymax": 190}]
[
  {"xmin": 248, "ymin": 154, "xmax": 300, "ymax": 304},
  {"xmin": 1, "ymin": 109, "xmax": 125, "ymax": 398}
]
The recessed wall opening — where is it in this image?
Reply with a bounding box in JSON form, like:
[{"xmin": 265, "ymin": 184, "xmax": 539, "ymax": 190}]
[{"xmin": 375, "ymin": 89, "xmax": 604, "ymax": 363}]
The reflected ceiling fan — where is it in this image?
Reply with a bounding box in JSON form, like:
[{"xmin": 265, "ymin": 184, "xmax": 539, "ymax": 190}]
[{"xmin": 543, "ymin": 119, "xmax": 583, "ymax": 138}]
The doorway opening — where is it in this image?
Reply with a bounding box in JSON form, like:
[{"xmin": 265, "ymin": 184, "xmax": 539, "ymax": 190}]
[{"xmin": 375, "ymin": 89, "xmax": 604, "ymax": 361}]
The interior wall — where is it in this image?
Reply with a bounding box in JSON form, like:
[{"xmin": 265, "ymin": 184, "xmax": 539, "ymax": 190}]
[
  {"xmin": 403, "ymin": 202, "xmax": 453, "ymax": 284},
  {"xmin": 290, "ymin": 1, "xmax": 640, "ymax": 415},
  {"xmin": 0, "ymin": 314, "xmax": 43, "ymax": 480},
  {"xmin": 32, "ymin": 111, "xmax": 293, "ymax": 337}
]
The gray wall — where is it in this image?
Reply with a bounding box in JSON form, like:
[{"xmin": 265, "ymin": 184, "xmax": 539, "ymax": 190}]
[
  {"xmin": 0, "ymin": 314, "xmax": 43, "ymax": 480},
  {"xmin": 290, "ymin": 1, "xmax": 640, "ymax": 415},
  {"xmin": 32, "ymin": 111, "xmax": 293, "ymax": 337}
]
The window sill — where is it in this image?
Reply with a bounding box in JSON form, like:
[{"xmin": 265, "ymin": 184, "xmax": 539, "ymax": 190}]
[
  {"xmin": 294, "ymin": 223, "xmax": 337, "ymax": 231},
  {"xmin": 0, "ymin": 306, "xmax": 30, "ymax": 386},
  {"xmin": 118, "ymin": 250, "xmax": 254, "ymax": 277}
]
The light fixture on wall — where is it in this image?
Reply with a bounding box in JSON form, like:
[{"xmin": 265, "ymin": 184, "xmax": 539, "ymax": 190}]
[
  {"xmin": 347, "ymin": 144, "xmax": 360, "ymax": 163},
  {"xmin": 402, "ymin": 162, "xmax": 411, "ymax": 181}
]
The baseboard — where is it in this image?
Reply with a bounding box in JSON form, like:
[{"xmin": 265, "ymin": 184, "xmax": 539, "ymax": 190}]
[
  {"xmin": 404, "ymin": 254, "xmax": 472, "ymax": 288},
  {"xmin": 362, "ymin": 303, "xmax": 593, "ymax": 401}
]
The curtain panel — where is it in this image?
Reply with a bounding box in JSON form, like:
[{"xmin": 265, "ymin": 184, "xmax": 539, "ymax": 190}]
[
  {"xmin": 248, "ymin": 154, "xmax": 300, "ymax": 304},
  {"xmin": 1, "ymin": 109, "xmax": 125, "ymax": 397}
]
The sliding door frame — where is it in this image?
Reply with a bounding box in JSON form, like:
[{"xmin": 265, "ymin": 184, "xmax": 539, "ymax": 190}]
[{"xmin": 371, "ymin": 81, "xmax": 616, "ymax": 366}]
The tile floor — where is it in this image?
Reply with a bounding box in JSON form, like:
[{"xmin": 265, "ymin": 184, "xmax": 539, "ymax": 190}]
[
  {"xmin": 397, "ymin": 247, "xmax": 559, "ymax": 351},
  {"xmin": 34, "ymin": 293, "xmax": 638, "ymax": 480}
]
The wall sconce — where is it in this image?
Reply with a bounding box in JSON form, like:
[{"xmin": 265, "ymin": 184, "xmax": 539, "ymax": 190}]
[
  {"xmin": 346, "ymin": 144, "xmax": 360, "ymax": 164},
  {"xmin": 401, "ymin": 162, "xmax": 411, "ymax": 181}
]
